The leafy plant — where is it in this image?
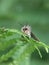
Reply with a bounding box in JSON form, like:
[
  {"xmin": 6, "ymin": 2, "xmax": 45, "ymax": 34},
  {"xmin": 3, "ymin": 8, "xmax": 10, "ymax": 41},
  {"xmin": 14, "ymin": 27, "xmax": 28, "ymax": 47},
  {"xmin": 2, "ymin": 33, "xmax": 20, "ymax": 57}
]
[{"xmin": 0, "ymin": 28, "xmax": 49, "ymax": 65}]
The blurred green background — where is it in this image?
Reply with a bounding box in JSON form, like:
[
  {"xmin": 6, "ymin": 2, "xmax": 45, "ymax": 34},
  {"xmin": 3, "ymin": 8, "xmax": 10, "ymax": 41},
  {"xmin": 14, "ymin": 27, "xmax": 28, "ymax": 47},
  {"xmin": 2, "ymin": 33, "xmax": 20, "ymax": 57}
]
[{"xmin": 0, "ymin": 0, "xmax": 49, "ymax": 65}]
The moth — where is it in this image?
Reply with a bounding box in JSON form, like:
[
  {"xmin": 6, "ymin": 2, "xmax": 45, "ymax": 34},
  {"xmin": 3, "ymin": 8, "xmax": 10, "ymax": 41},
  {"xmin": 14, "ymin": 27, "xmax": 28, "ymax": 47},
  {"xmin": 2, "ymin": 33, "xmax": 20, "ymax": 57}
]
[{"xmin": 21, "ymin": 25, "xmax": 39, "ymax": 41}]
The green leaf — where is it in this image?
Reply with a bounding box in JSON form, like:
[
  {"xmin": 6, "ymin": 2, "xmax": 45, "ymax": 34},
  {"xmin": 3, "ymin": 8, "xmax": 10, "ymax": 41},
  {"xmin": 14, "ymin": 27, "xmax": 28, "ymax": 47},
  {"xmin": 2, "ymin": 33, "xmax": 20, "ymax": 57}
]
[
  {"xmin": 34, "ymin": 45, "xmax": 42, "ymax": 58},
  {"xmin": 0, "ymin": 28, "xmax": 49, "ymax": 65}
]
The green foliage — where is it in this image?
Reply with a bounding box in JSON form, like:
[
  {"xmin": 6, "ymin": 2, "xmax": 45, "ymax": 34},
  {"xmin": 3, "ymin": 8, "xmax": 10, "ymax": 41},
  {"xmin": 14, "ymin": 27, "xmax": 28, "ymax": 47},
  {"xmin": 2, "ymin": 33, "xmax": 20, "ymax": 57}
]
[
  {"xmin": 0, "ymin": 0, "xmax": 49, "ymax": 65},
  {"xmin": 0, "ymin": 28, "xmax": 49, "ymax": 65}
]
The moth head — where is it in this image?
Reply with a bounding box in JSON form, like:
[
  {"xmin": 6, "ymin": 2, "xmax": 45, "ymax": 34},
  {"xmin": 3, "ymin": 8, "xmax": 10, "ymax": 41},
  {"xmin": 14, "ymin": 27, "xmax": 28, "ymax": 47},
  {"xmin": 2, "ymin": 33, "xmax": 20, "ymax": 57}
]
[{"xmin": 21, "ymin": 25, "xmax": 31, "ymax": 38}]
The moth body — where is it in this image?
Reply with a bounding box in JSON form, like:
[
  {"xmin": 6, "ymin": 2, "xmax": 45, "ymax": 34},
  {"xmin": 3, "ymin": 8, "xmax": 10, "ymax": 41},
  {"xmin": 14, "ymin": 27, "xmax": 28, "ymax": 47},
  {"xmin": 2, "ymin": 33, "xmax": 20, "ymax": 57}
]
[{"xmin": 21, "ymin": 25, "xmax": 39, "ymax": 41}]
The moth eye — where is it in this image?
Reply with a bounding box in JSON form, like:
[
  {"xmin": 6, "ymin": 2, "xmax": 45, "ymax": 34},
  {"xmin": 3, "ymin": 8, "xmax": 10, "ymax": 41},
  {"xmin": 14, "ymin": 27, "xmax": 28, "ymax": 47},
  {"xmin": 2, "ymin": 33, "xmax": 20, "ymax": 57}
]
[
  {"xmin": 24, "ymin": 28, "xmax": 28, "ymax": 30},
  {"xmin": 23, "ymin": 28, "xmax": 28, "ymax": 31}
]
